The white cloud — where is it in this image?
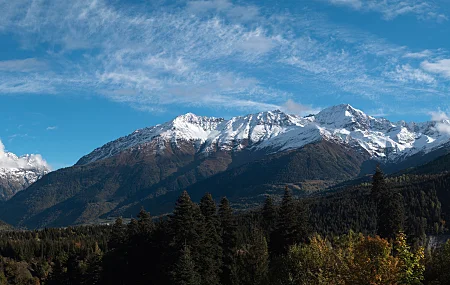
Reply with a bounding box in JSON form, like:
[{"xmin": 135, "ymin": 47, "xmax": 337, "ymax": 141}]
[
  {"xmin": 0, "ymin": 58, "xmax": 47, "ymax": 72},
  {"xmin": 46, "ymin": 126, "xmax": 58, "ymax": 131},
  {"xmin": 328, "ymin": 0, "xmax": 362, "ymax": 9},
  {"xmin": 321, "ymin": 0, "xmax": 447, "ymax": 21},
  {"xmin": 281, "ymin": 100, "xmax": 320, "ymax": 116},
  {"xmin": 421, "ymin": 59, "xmax": 450, "ymax": 78},
  {"xmin": 430, "ymin": 111, "xmax": 449, "ymax": 121},
  {"xmin": 430, "ymin": 111, "xmax": 450, "ymax": 135},
  {"xmin": 0, "ymin": 0, "xmax": 448, "ymax": 115},
  {"xmin": 384, "ymin": 64, "xmax": 436, "ymax": 85},
  {"xmin": 403, "ymin": 50, "xmax": 433, "ymax": 59},
  {"xmin": 186, "ymin": 0, "xmax": 259, "ymax": 21},
  {"xmin": 0, "ymin": 140, "xmax": 50, "ymax": 170}
]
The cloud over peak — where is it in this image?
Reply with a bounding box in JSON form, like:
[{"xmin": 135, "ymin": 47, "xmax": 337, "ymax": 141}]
[{"xmin": 0, "ymin": 140, "xmax": 50, "ymax": 171}]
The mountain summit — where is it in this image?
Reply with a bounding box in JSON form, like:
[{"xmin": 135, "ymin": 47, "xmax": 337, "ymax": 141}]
[
  {"xmin": 78, "ymin": 104, "xmax": 450, "ymax": 165},
  {"xmin": 2, "ymin": 104, "xmax": 449, "ymax": 228},
  {"xmin": 0, "ymin": 141, "xmax": 50, "ymax": 200}
]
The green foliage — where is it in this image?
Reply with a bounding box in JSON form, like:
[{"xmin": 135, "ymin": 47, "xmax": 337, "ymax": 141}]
[
  {"xmin": 171, "ymin": 245, "xmax": 201, "ymax": 285},
  {"xmin": 394, "ymin": 232, "xmax": 425, "ymax": 284},
  {"xmin": 0, "ymin": 167, "xmax": 448, "ymax": 285}
]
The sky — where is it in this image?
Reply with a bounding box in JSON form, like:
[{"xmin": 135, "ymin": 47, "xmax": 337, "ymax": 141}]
[{"xmin": 0, "ymin": 0, "xmax": 450, "ymax": 169}]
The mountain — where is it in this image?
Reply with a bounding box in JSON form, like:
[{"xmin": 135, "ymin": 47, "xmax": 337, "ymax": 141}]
[
  {"xmin": 0, "ymin": 141, "xmax": 50, "ymax": 201},
  {"xmin": 77, "ymin": 104, "xmax": 450, "ymax": 166},
  {"xmin": 1, "ymin": 104, "xmax": 449, "ymax": 228}
]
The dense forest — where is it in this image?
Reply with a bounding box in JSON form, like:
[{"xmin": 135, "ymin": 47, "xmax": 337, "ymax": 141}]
[{"xmin": 0, "ymin": 168, "xmax": 450, "ymax": 284}]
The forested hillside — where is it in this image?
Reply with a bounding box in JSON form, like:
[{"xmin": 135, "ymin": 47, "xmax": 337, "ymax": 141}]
[{"xmin": 0, "ymin": 166, "xmax": 450, "ymax": 284}]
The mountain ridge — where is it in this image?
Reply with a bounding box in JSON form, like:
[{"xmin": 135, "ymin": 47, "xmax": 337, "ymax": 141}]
[
  {"xmin": 1, "ymin": 104, "xmax": 449, "ymax": 228},
  {"xmin": 77, "ymin": 104, "xmax": 450, "ymax": 167}
]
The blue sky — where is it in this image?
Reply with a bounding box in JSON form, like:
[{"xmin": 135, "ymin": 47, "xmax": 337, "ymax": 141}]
[{"xmin": 1, "ymin": 0, "xmax": 450, "ymax": 169}]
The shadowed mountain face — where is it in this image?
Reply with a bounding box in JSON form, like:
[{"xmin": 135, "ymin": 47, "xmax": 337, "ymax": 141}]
[{"xmin": 1, "ymin": 105, "xmax": 449, "ymax": 228}]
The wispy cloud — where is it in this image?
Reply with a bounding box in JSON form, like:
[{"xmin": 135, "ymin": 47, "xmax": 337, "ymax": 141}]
[
  {"xmin": 46, "ymin": 126, "xmax": 58, "ymax": 131},
  {"xmin": 0, "ymin": 58, "xmax": 48, "ymax": 72},
  {"xmin": 383, "ymin": 64, "xmax": 436, "ymax": 85},
  {"xmin": 320, "ymin": 0, "xmax": 447, "ymax": 21},
  {"xmin": 421, "ymin": 59, "xmax": 450, "ymax": 78},
  {"xmin": 403, "ymin": 50, "xmax": 433, "ymax": 59},
  {"xmin": 281, "ymin": 100, "xmax": 320, "ymax": 116},
  {"xmin": 0, "ymin": 0, "xmax": 447, "ymax": 115}
]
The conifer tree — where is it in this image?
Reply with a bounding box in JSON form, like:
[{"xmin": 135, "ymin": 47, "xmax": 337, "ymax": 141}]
[
  {"xmin": 137, "ymin": 207, "xmax": 154, "ymax": 236},
  {"xmin": 171, "ymin": 245, "xmax": 201, "ymax": 285},
  {"xmin": 199, "ymin": 193, "xmax": 222, "ymax": 285},
  {"xmin": 170, "ymin": 191, "xmax": 203, "ymax": 253},
  {"xmin": 108, "ymin": 217, "xmax": 126, "ymax": 250},
  {"xmin": 219, "ymin": 197, "xmax": 239, "ymax": 285},
  {"xmin": 270, "ymin": 187, "xmax": 301, "ymax": 255},
  {"xmin": 371, "ymin": 166, "xmax": 405, "ymax": 239},
  {"xmin": 236, "ymin": 228, "xmax": 269, "ymax": 285},
  {"xmin": 262, "ymin": 196, "xmax": 277, "ymax": 235}
]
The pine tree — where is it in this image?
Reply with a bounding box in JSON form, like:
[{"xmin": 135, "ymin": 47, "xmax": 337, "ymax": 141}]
[
  {"xmin": 137, "ymin": 207, "xmax": 154, "ymax": 236},
  {"xmin": 171, "ymin": 245, "xmax": 201, "ymax": 285},
  {"xmin": 371, "ymin": 166, "xmax": 405, "ymax": 239},
  {"xmin": 236, "ymin": 228, "xmax": 269, "ymax": 285},
  {"xmin": 219, "ymin": 197, "xmax": 239, "ymax": 285},
  {"xmin": 199, "ymin": 193, "xmax": 222, "ymax": 285},
  {"xmin": 108, "ymin": 217, "xmax": 126, "ymax": 250},
  {"xmin": 170, "ymin": 191, "xmax": 206, "ymax": 283},
  {"xmin": 262, "ymin": 196, "xmax": 277, "ymax": 235},
  {"xmin": 171, "ymin": 191, "xmax": 200, "ymax": 250},
  {"xmin": 270, "ymin": 187, "xmax": 301, "ymax": 255}
]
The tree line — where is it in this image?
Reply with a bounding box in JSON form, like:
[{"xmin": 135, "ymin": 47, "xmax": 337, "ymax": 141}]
[{"xmin": 0, "ymin": 168, "xmax": 449, "ymax": 284}]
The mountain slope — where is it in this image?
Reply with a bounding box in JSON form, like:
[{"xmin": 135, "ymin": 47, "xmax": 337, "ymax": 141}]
[
  {"xmin": 77, "ymin": 104, "xmax": 450, "ymax": 166},
  {"xmin": 1, "ymin": 104, "xmax": 449, "ymax": 228}
]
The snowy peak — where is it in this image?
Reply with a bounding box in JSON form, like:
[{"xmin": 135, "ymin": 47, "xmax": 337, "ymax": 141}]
[
  {"xmin": 0, "ymin": 140, "xmax": 51, "ymax": 200},
  {"xmin": 77, "ymin": 105, "xmax": 450, "ymax": 166},
  {"xmin": 315, "ymin": 104, "xmax": 374, "ymax": 130}
]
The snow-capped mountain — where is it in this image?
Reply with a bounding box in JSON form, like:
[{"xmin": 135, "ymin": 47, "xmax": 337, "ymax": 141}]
[
  {"xmin": 0, "ymin": 141, "xmax": 50, "ymax": 200},
  {"xmin": 78, "ymin": 104, "xmax": 450, "ymax": 165},
  {"xmin": 6, "ymin": 104, "xmax": 450, "ymax": 228}
]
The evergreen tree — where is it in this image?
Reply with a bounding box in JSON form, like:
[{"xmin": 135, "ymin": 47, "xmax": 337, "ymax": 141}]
[
  {"xmin": 171, "ymin": 245, "xmax": 201, "ymax": 285},
  {"xmin": 236, "ymin": 228, "xmax": 269, "ymax": 285},
  {"xmin": 171, "ymin": 191, "xmax": 200, "ymax": 250},
  {"xmin": 170, "ymin": 191, "xmax": 205, "ymax": 283},
  {"xmin": 262, "ymin": 196, "xmax": 277, "ymax": 235},
  {"xmin": 199, "ymin": 193, "xmax": 222, "ymax": 285},
  {"xmin": 82, "ymin": 247, "xmax": 102, "ymax": 285},
  {"xmin": 219, "ymin": 197, "xmax": 239, "ymax": 285},
  {"xmin": 137, "ymin": 207, "xmax": 154, "ymax": 236},
  {"xmin": 108, "ymin": 217, "xmax": 126, "ymax": 250},
  {"xmin": 372, "ymin": 166, "xmax": 405, "ymax": 239},
  {"xmin": 270, "ymin": 187, "xmax": 301, "ymax": 255}
]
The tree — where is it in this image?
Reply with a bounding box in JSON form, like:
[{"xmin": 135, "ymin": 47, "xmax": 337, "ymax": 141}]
[
  {"xmin": 108, "ymin": 217, "xmax": 126, "ymax": 250},
  {"xmin": 270, "ymin": 187, "xmax": 305, "ymax": 255},
  {"xmin": 137, "ymin": 208, "xmax": 154, "ymax": 236},
  {"xmin": 262, "ymin": 196, "xmax": 277, "ymax": 235},
  {"xmin": 171, "ymin": 245, "xmax": 200, "ymax": 285},
  {"xmin": 219, "ymin": 197, "xmax": 239, "ymax": 285},
  {"xmin": 235, "ymin": 228, "xmax": 269, "ymax": 285},
  {"xmin": 170, "ymin": 191, "xmax": 201, "ymax": 250},
  {"xmin": 170, "ymin": 191, "xmax": 206, "ymax": 283},
  {"xmin": 372, "ymin": 166, "xmax": 405, "ymax": 239},
  {"xmin": 199, "ymin": 193, "xmax": 222, "ymax": 285},
  {"xmin": 394, "ymin": 232, "xmax": 424, "ymax": 284}
]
